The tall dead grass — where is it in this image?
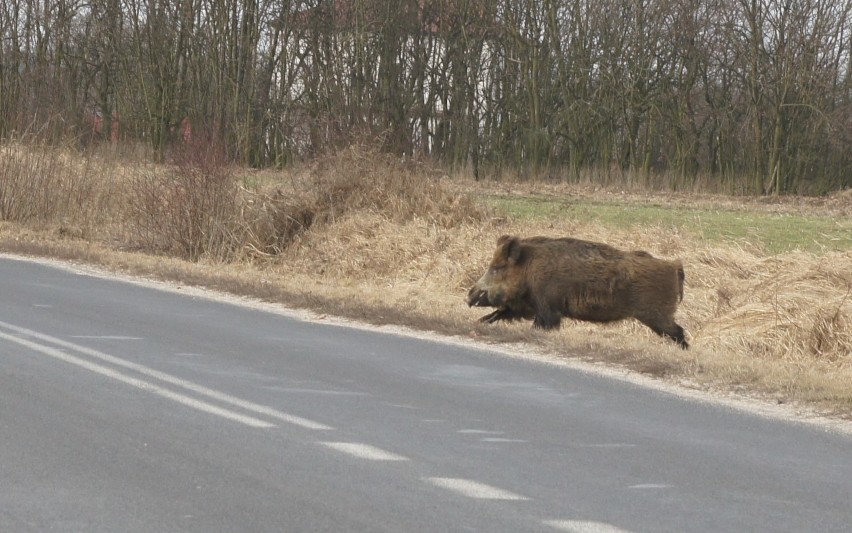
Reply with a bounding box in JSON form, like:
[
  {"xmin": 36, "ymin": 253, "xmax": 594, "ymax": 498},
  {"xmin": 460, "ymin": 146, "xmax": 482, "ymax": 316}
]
[
  {"xmin": 239, "ymin": 145, "xmax": 486, "ymax": 260},
  {"xmin": 0, "ymin": 141, "xmax": 116, "ymax": 235},
  {"xmin": 696, "ymin": 250, "xmax": 852, "ymax": 365}
]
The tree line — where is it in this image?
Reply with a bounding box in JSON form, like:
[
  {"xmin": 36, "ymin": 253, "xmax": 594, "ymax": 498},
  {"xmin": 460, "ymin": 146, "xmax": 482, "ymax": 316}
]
[{"xmin": 1, "ymin": 0, "xmax": 850, "ymax": 193}]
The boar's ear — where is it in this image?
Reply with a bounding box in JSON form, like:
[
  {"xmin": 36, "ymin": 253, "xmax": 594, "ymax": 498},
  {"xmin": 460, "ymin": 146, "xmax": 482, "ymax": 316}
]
[
  {"xmin": 506, "ymin": 238, "xmax": 523, "ymax": 264},
  {"xmin": 497, "ymin": 236, "xmax": 523, "ymax": 265}
]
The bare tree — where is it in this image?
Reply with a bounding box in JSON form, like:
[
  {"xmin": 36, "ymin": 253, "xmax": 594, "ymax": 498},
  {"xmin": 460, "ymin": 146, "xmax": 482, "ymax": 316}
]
[{"xmin": 1, "ymin": 0, "xmax": 850, "ymax": 192}]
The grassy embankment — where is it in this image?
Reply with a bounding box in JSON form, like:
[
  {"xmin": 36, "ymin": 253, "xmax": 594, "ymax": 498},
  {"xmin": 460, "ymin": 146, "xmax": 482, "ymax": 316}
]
[{"xmin": 2, "ymin": 141, "xmax": 850, "ymax": 418}]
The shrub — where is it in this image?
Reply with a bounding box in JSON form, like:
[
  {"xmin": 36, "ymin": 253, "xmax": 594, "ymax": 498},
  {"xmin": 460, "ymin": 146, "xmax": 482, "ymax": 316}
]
[{"xmin": 130, "ymin": 139, "xmax": 240, "ymax": 261}]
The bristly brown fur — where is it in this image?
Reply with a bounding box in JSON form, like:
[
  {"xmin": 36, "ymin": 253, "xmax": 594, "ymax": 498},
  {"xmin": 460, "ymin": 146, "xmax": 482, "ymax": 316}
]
[{"xmin": 467, "ymin": 235, "xmax": 689, "ymax": 348}]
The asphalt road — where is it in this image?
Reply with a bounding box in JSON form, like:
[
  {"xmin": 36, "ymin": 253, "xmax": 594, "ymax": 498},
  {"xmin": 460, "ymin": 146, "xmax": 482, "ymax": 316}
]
[{"xmin": 1, "ymin": 256, "xmax": 851, "ymax": 533}]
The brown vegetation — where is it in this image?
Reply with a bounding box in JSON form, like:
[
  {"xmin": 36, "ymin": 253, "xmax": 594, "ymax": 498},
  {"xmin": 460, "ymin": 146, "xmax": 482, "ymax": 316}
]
[{"xmin": 1, "ymin": 143, "xmax": 850, "ymax": 418}]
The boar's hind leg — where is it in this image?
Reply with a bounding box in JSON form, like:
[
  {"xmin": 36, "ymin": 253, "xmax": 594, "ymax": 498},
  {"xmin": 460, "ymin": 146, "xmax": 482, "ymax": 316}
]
[
  {"xmin": 667, "ymin": 324, "xmax": 689, "ymax": 350},
  {"xmin": 639, "ymin": 318, "xmax": 689, "ymax": 349}
]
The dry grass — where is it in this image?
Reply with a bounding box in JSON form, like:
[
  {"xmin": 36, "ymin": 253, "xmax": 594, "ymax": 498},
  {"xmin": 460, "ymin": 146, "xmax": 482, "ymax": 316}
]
[
  {"xmin": 0, "ymin": 141, "xmax": 120, "ymax": 237},
  {"xmin": 2, "ymin": 141, "xmax": 851, "ymax": 418}
]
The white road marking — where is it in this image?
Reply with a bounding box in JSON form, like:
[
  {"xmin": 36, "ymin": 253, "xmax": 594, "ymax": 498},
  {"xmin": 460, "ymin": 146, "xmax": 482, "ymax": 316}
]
[
  {"xmin": 71, "ymin": 335, "xmax": 143, "ymax": 340},
  {"xmin": 277, "ymin": 388, "xmax": 368, "ymax": 396},
  {"xmin": 33, "ymin": 304, "xmax": 53, "ymax": 308},
  {"xmin": 384, "ymin": 402, "xmax": 418, "ymax": 409},
  {"xmin": 425, "ymin": 477, "xmax": 530, "ymax": 500},
  {"xmin": 319, "ymin": 442, "xmax": 409, "ymax": 461},
  {"xmin": 457, "ymin": 429, "xmax": 503, "ymax": 435},
  {"xmin": 543, "ymin": 520, "xmax": 634, "ymax": 533},
  {"xmin": 481, "ymin": 438, "xmax": 527, "ymax": 443},
  {"xmin": 0, "ymin": 331, "xmax": 274, "ymax": 428},
  {"xmin": 0, "ymin": 320, "xmax": 333, "ymax": 431},
  {"xmin": 570, "ymin": 443, "xmax": 636, "ymax": 449}
]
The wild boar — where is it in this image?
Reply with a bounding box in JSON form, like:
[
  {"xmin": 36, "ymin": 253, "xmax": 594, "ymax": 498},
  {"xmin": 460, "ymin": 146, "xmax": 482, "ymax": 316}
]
[{"xmin": 467, "ymin": 235, "xmax": 688, "ymax": 348}]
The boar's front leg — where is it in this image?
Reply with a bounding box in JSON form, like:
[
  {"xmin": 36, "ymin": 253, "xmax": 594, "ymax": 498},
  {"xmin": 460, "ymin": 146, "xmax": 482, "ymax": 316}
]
[
  {"xmin": 532, "ymin": 305, "xmax": 562, "ymax": 330},
  {"xmin": 479, "ymin": 307, "xmax": 526, "ymax": 324},
  {"xmin": 526, "ymin": 291, "xmax": 563, "ymax": 330}
]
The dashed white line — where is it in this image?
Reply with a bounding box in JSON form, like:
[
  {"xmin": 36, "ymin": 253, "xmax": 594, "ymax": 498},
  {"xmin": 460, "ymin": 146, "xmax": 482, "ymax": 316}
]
[
  {"xmin": 457, "ymin": 429, "xmax": 503, "ymax": 435},
  {"xmin": 384, "ymin": 402, "xmax": 418, "ymax": 409},
  {"xmin": 425, "ymin": 477, "xmax": 530, "ymax": 500},
  {"xmin": 481, "ymin": 438, "xmax": 527, "ymax": 443},
  {"xmin": 543, "ymin": 520, "xmax": 634, "ymax": 533},
  {"xmin": 320, "ymin": 442, "xmax": 409, "ymax": 461},
  {"xmin": 570, "ymin": 443, "xmax": 636, "ymax": 449}
]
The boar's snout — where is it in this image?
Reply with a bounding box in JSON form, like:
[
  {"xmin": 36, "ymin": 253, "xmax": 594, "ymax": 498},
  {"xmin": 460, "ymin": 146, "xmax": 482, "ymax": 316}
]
[{"xmin": 467, "ymin": 286, "xmax": 490, "ymax": 307}]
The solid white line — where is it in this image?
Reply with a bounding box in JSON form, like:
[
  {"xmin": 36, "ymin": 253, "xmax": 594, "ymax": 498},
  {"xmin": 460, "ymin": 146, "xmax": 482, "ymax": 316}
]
[
  {"xmin": 0, "ymin": 320, "xmax": 332, "ymax": 431},
  {"xmin": 71, "ymin": 335, "xmax": 143, "ymax": 340},
  {"xmin": 0, "ymin": 331, "xmax": 274, "ymax": 428},
  {"xmin": 543, "ymin": 520, "xmax": 634, "ymax": 533},
  {"xmin": 319, "ymin": 442, "xmax": 409, "ymax": 461},
  {"xmin": 280, "ymin": 388, "xmax": 368, "ymax": 396},
  {"xmin": 425, "ymin": 477, "xmax": 529, "ymax": 500}
]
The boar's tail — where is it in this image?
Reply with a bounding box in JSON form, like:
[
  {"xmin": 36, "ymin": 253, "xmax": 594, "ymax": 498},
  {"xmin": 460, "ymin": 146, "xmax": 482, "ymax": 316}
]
[{"xmin": 677, "ymin": 264, "xmax": 685, "ymax": 303}]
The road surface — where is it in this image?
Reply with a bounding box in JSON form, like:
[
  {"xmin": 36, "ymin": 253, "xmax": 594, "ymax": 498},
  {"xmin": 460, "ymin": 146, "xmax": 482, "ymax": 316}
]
[{"xmin": 1, "ymin": 256, "xmax": 850, "ymax": 532}]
